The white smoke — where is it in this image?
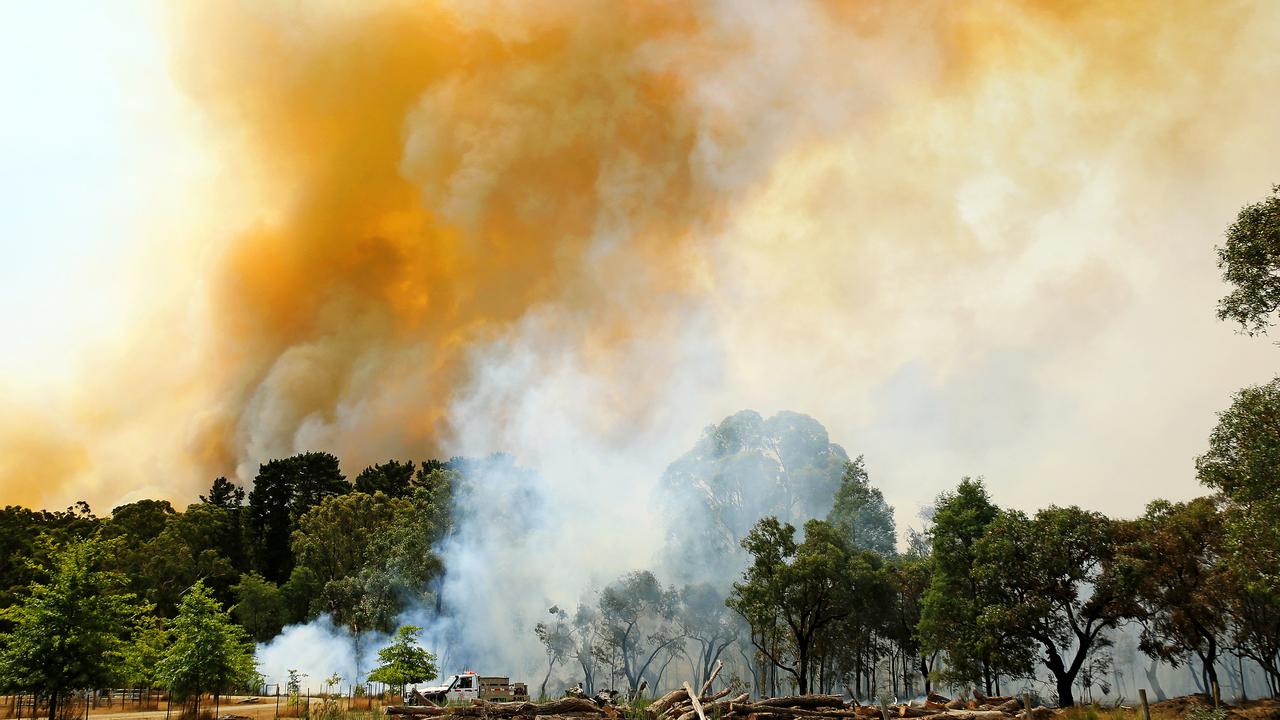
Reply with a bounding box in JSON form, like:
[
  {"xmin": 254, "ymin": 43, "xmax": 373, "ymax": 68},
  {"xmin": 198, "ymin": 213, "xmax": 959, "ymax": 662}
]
[{"xmin": 256, "ymin": 616, "xmax": 389, "ymax": 692}]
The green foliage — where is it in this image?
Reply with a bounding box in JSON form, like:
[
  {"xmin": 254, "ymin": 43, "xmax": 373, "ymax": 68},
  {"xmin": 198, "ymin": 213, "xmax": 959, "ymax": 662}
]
[
  {"xmin": 0, "ymin": 503, "xmax": 98, "ymax": 612},
  {"xmin": 1215, "ymin": 185, "xmax": 1280, "ymax": 335},
  {"xmin": 294, "ymin": 486, "xmax": 449, "ymax": 638},
  {"xmin": 827, "ymin": 457, "xmax": 897, "ymax": 557},
  {"xmin": 918, "ymin": 477, "xmax": 1018, "ymax": 694},
  {"xmin": 156, "ymin": 581, "xmax": 257, "ymax": 701},
  {"xmin": 0, "ymin": 536, "xmax": 145, "ymax": 713},
  {"xmin": 232, "ymin": 572, "xmax": 286, "ymax": 642},
  {"xmin": 535, "ymin": 606, "xmax": 573, "ymax": 699},
  {"xmin": 149, "ymin": 503, "xmax": 245, "ymax": 613},
  {"xmin": 1197, "ymin": 376, "xmax": 1280, "ymax": 594},
  {"xmin": 121, "ymin": 616, "xmax": 170, "ymax": 688},
  {"xmin": 354, "ymin": 460, "xmax": 417, "ymax": 497},
  {"xmin": 1125, "ymin": 498, "xmax": 1228, "ymax": 692},
  {"xmin": 973, "ymin": 506, "xmax": 1131, "ymax": 705},
  {"xmin": 248, "ymin": 452, "xmax": 350, "ymax": 583},
  {"xmin": 202, "ymin": 476, "xmax": 246, "ymax": 509},
  {"xmin": 1186, "ymin": 707, "xmax": 1228, "ymax": 720},
  {"xmin": 104, "ymin": 500, "xmax": 175, "ymax": 543},
  {"xmin": 367, "ymin": 625, "xmax": 437, "ymax": 697},
  {"xmin": 729, "ymin": 516, "xmax": 889, "ymax": 694},
  {"xmin": 598, "ymin": 570, "xmax": 682, "ymax": 693},
  {"xmin": 281, "ymin": 565, "xmax": 323, "ymax": 624}
]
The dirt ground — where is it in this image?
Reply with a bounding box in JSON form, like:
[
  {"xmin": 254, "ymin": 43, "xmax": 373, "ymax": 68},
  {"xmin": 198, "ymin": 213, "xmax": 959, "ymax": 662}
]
[
  {"xmin": 1, "ymin": 696, "xmax": 388, "ymax": 720},
  {"xmin": 1146, "ymin": 695, "xmax": 1280, "ymax": 720}
]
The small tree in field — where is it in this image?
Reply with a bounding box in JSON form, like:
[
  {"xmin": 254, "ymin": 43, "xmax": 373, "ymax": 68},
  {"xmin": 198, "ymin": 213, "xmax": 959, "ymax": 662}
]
[
  {"xmin": 156, "ymin": 581, "xmax": 257, "ymax": 718},
  {"xmin": 368, "ymin": 625, "xmax": 437, "ymax": 699},
  {"xmin": 0, "ymin": 536, "xmax": 144, "ymax": 720}
]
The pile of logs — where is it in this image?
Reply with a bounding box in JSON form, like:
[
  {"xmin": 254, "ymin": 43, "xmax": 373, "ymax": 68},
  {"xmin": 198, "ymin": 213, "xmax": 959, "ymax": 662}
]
[
  {"xmin": 384, "ymin": 664, "xmax": 1053, "ymax": 720},
  {"xmin": 384, "ymin": 697, "xmax": 613, "ymax": 720}
]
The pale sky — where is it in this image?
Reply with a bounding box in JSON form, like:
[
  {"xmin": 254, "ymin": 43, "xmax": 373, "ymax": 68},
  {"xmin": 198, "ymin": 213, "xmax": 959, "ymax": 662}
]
[{"xmin": 0, "ymin": 1, "xmax": 196, "ymax": 391}]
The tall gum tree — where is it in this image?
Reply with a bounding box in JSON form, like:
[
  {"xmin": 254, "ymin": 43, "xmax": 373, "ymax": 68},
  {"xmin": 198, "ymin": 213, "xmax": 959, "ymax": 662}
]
[{"xmin": 974, "ymin": 506, "xmax": 1134, "ymax": 706}]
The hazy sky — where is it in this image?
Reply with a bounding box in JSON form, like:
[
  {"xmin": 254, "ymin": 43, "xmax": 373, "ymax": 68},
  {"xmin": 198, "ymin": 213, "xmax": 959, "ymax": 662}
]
[{"xmin": 2, "ymin": 1, "xmax": 1278, "ymax": 535}]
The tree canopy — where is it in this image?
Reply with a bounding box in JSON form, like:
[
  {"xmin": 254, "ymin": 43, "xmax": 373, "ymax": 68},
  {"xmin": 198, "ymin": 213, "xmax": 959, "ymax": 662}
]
[
  {"xmin": 368, "ymin": 625, "xmax": 437, "ymax": 698},
  {"xmin": 156, "ymin": 581, "xmax": 257, "ymax": 714},
  {"xmin": 1216, "ymin": 185, "xmax": 1280, "ymax": 335},
  {"xmin": 0, "ymin": 536, "xmax": 145, "ymax": 720}
]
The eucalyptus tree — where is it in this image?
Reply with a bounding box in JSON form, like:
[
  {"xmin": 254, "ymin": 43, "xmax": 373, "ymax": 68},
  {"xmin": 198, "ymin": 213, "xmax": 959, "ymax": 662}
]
[
  {"xmin": 918, "ymin": 478, "xmax": 1020, "ymax": 695},
  {"xmin": 974, "ymin": 506, "xmax": 1134, "ymax": 706}
]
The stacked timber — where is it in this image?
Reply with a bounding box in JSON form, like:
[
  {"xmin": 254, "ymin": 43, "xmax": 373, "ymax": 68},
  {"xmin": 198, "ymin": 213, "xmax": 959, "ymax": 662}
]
[
  {"xmin": 384, "ymin": 697, "xmax": 609, "ymax": 719},
  {"xmin": 384, "ymin": 675, "xmax": 1054, "ymax": 720}
]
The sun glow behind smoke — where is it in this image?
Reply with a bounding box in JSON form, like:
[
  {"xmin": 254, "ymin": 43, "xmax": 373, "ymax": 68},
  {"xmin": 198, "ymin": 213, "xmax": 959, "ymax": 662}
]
[{"xmin": 3, "ymin": 5, "xmax": 1280, "ymax": 680}]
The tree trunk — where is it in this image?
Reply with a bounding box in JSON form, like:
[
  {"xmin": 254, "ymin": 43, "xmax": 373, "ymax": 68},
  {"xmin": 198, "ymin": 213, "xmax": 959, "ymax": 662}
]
[
  {"xmin": 1144, "ymin": 658, "xmax": 1167, "ymax": 701},
  {"xmin": 1055, "ymin": 673, "xmax": 1075, "ymax": 708},
  {"xmin": 541, "ymin": 659, "xmax": 556, "ymax": 700},
  {"xmin": 798, "ymin": 644, "xmax": 810, "ymax": 696},
  {"xmin": 1203, "ymin": 639, "xmax": 1220, "ymax": 696}
]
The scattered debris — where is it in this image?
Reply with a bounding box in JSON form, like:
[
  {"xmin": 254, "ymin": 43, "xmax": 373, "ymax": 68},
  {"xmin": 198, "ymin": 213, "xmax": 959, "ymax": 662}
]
[{"xmin": 385, "ymin": 680, "xmax": 1059, "ymax": 720}]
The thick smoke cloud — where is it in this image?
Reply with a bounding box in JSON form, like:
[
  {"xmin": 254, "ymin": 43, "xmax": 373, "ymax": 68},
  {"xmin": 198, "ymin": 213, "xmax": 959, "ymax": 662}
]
[{"xmin": 1, "ymin": 2, "xmax": 1279, "ymax": 595}]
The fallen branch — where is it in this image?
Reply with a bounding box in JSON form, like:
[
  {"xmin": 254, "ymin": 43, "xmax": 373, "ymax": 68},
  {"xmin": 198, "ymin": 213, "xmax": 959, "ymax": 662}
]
[
  {"xmin": 683, "ymin": 683, "xmax": 708, "ymax": 720},
  {"xmin": 699, "ymin": 662, "xmax": 725, "ymax": 698},
  {"xmin": 753, "ymin": 696, "xmax": 846, "ymax": 711}
]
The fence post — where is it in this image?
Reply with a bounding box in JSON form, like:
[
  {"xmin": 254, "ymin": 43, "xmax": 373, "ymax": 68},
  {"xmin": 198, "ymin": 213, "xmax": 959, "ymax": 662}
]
[
  {"xmin": 1021, "ymin": 693, "xmax": 1031, "ymax": 718},
  {"xmin": 1139, "ymin": 689, "xmax": 1151, "ymax": 720}
]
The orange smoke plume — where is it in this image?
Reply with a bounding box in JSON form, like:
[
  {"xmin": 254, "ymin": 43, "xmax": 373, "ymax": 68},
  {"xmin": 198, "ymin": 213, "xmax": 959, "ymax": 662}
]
[{"xmin": 3, "ymin": 0, "xmax": 1279, "ymax": 514}]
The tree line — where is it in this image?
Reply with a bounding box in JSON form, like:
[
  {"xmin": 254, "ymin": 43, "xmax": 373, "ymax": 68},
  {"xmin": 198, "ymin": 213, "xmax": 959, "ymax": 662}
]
[
  {"xmin": 0, "ymin": 454, "xmax": 460, "ymax": 718},
  {"xmin": 528, "ymin": 187, "xmax": 1280, "ymax": 706}
]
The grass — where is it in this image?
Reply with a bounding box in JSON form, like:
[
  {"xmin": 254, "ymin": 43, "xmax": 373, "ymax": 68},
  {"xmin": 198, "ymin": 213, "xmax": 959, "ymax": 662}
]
[{"xmin": 1056, "ymin": 705, "xmax": 1139, "ymax": 720}]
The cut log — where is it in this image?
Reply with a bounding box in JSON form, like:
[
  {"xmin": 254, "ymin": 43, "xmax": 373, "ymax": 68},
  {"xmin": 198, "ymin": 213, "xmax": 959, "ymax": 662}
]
[
  {"xmin": 943, "ymin": 701, "xmax": 963, "ymax": 711},
  {"xmin": 486, "ymin": 700, "xmax": 605, "ymax": 717},
  {"xmin": 925, "ymin": 695, "xmax": 949, "ymax": 706},
  {"xmin": 923, "ymin": 703, "xmax": 947, "ymax": 712},
  {"xmin": 705, "ymin": 688, "xmax": 734, "ymax": 703},
  {"xmin": 650, "ymin": 689, "xmax": 690, "ymax": 717},
  {"xmin": 898, "ymin": 706, "xmax": 941, "ymax": 718},
  {"xmin": 935, "ymin": 712, "xmax": 1010, "ymax": 720},
  {"xmin": 754, "ymin": 696, "xmax": 846, "ymax": 710},
  {"xmin": 994, "ymin": 700, "xmax": 1021, "ymax": 714},
  {"xmin": 675, "ymin": 692, "xmax": 756, "ymax": 720},
  {"xmin": 1017, "ymin": 708, "xmax": 1052, "ymax": 720}
]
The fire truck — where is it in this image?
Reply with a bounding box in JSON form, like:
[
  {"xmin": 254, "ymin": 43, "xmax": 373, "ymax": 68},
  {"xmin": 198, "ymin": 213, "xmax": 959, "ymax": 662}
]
[{"xmin": 416, "ymin": 672, "xmax": 529, "ymax": 705}]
